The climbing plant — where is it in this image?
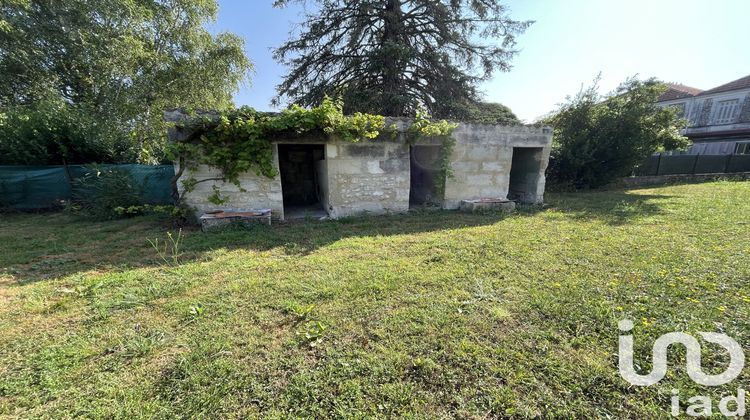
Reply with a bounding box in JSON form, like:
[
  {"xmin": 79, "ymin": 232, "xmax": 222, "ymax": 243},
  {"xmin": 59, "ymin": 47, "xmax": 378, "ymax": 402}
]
[
  {"xmin": 406, "ymin": 108, "xmax": 458, "ymax": 199},
  {"xmin": 168, "ymin": 98, "xmax": 456, "ymax": 205}
]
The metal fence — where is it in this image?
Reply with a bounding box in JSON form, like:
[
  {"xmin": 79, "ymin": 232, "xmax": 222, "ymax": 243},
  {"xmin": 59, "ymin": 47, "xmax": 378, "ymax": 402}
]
[
  {"xmin": 0, "ymin": 164, "xmax": 174, "ymax": 210},
  {"xmin": 635, "ymin": 154, "xmax": 750, "ymax": 176}
]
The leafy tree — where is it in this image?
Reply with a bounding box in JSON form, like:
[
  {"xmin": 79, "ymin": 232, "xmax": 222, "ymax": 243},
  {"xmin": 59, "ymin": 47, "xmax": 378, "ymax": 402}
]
[
  {"xmin": 0, "ymin": 0, "xmax": 252, "ymax": 164},
  {"xmin": 546, "ymin": 77, "xmax": 689, "ymax": 189},
  {"xmin": 272, "ymin": 0, "xmax": 531, "ymax": 117},
  {"xmin": 0, "ymin": 95, "xmax": 133, "ymax": 165}
]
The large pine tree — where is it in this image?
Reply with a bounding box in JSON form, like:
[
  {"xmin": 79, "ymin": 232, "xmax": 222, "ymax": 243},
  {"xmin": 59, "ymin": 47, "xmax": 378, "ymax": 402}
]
[{"xmin": 273, "ymin": 0, "xmax": 531, "ymax": 118}]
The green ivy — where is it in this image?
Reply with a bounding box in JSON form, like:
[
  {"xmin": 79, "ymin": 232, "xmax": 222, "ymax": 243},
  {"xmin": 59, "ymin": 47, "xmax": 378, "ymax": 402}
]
[{"xmin": 169, "ymin": 98, "xmax": 457, "ymax": 204}]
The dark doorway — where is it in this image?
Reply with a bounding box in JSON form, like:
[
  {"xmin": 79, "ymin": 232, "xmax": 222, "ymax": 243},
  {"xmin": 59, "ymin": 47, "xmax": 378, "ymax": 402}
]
[
  {"xmin": 508, "ymin": 147, "xmax": 544, "ymax": 203},
  {"xmin": 277, "ymin": 144, "xmax": 327, "ymax": 219},
  {"xmin": 409, "ymin": 145, "xmax": 444, "ymax": 208}
]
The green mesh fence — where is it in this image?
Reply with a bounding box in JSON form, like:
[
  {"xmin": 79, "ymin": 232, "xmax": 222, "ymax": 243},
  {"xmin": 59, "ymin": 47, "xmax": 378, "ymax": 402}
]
[
  {"xmin": 0, "ymin": 164, "xmax": 174, "ymax": 210},
  {"xmin": 635, "ymin": 154, "xmax": 750, "ymax": 177}
]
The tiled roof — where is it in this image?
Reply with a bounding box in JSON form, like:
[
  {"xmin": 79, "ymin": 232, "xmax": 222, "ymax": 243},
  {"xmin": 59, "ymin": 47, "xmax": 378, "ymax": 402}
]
[
  {"xmin": 698, "ymin": 74, "xmax": 750, "ymax": 96},
  {"xmin": 658, "ymin": 83, "xmax": 703, "ymax": 102}
]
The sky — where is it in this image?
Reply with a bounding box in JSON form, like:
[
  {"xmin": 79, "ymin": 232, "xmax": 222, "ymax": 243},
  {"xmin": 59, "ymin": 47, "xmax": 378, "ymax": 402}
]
[{"xmin": 209, "ymin": 0, "xmax": 750, "ymax": 122}]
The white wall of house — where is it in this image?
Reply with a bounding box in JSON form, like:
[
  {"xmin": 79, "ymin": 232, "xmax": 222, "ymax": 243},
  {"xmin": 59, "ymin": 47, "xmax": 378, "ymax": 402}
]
[
  {"xmin": 658, "ymin": 87, "xmax": 750, "ymax": 155},
  {"xmin": 658, "ymin": 87, "xmax": 750, "ymax": 128}
]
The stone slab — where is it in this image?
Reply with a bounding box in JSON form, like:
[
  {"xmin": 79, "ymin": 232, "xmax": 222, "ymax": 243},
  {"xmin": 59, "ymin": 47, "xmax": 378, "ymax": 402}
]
[{"xmin": 459, "ymin": 199, "xmax": 516, "ymax": 213}]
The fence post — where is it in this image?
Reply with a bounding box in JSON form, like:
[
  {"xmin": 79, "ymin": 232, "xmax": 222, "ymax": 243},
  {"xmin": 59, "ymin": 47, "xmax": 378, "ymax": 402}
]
[{"xmin": 654, "ymin": 153, "xmax": 662, "ymax": 176}]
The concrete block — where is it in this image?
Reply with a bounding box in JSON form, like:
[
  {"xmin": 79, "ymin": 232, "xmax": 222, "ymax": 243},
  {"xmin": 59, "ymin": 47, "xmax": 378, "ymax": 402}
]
[
  {"xmin": 467, "ymin": 146, "xmax": 496, "ymax": 161},
  {"xmin": 367, "ymin": 160, "xmax": 385, "ymax": 174},
  {"xmin": 481, "ymin": 161, "xmax": 505, "ymax": 172},
  {"xmin": 380, "ymin": 158, "xmax": 408, "ymax": 172},
  {"xmin": 451, "ymin": 161, "xmax": 480, "ymax": 172},
  {"xmin": 345, "ymin": 144, "xmax": 385, "ymax": 158},
  {"xmin": 467, "ymin": 174, "xmax": 494, "ymax": 185},
  {"xmin": 200, "ymin": 211, "xmax": 272, "ymax": 232},
  {"xmin": 239, "ymin": 180, "xmax": 260, "ymax": 192},
  {"xmin": 459, "ymin": 199, "xmax": 516, "ymax": 213},
  {"xmin": 326, "ymin": 143, "xmax": 339, "ymax": 158},
  {"xmin": 336, "ymin": 160, "xmax": 365, "ymax": 174}
]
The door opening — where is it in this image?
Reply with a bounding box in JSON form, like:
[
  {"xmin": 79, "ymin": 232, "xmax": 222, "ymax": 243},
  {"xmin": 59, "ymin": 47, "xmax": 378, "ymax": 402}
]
[
  {"xmin": 508, "ymin": 147, "xmax": 544, "ymax": 203},
  {"xmin": 409, "ymin": 145, "xmax": 444, "ymax": 208},
  {"xmin": 278, "ymin": 144, "xmax": 328, "ymax": 219}
]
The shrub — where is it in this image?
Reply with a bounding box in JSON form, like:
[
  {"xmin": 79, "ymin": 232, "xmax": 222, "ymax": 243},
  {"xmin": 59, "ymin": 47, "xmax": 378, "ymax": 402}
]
[
  {"xmin": 71, "ymin": 166, "xmax": 144, "ymax": 220},
  {"xmin": 545, "ymin": 77, "xmax": 689, "ymax": 189}
]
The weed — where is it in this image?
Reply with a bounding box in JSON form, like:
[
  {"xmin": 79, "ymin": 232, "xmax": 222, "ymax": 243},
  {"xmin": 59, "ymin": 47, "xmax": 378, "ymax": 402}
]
[
  {"xmin": 286, "ymin": 303, "xmax": 316, "ymax": 321},
  {"xmin": 296, "ymin": 321, "xmax": 328, "ymax": 347},
  {"xmin": 188, "ymin": 303, "xmax": 205, "ymax": 318},
  {"xmin": 148, "ymin": 229, "xmax": 183, "ymax": 266}
]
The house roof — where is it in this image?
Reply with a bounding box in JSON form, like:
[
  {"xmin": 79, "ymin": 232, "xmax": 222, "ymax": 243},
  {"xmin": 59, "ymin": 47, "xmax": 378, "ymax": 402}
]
[
  {"xmin": 697, "ymin": 74, "xmax": 750, "ymax": 96},
  {"xmin": 658, "ymin": 83, "xmax": 703, "ymax": 102}
]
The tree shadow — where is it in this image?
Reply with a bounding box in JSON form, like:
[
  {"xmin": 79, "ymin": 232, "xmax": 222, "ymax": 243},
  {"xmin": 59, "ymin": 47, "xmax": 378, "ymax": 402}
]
[
  {"xmin": 546, "ymin": 189, "xmax": 672, "ymax": 226},
  {"xmin": 1, "ymin": 187, "xmax": 674, "ymax": 284}
]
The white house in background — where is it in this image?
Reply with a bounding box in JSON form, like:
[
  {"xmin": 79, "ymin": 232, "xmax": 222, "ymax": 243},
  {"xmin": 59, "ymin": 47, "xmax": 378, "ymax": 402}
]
[{"xmin": 657, "ymin": 74, "xmax": 750, "ymax": 155}]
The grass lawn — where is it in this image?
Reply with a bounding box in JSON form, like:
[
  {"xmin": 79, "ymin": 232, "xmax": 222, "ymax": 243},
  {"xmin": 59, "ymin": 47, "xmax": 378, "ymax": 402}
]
[{"xmin": 1, "ymin": 180, "xmax": 749, "ymax": 418}]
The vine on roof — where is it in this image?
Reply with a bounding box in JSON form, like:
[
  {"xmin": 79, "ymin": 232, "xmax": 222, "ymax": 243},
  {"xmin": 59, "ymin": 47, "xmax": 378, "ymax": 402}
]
[{"xmin": 167, "ymin": 97, "xmax": 456, "ymax": 205}]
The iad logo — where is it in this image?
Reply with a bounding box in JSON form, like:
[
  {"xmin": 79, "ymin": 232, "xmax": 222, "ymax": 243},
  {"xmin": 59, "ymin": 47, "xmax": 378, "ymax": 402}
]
[
  {"xmin": 617, "ymin": 319, "xmax": 746, "ymax": 417},
  {"xmin": 618, "ymin": 319, "xmax": 744, "ymax": 386}
]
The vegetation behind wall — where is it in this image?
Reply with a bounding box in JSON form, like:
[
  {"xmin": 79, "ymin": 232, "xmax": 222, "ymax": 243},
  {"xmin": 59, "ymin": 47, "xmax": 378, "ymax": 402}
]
[{"xmin": 545, "ymin": 77, "xmax": 689, "ymax": 189}]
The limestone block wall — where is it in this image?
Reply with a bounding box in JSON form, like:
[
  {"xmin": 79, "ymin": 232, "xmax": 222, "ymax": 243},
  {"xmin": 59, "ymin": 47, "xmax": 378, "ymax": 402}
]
[
  {"xmin": 444, "ymin": 123, "xmax": 553, "ymax": 208},
  {"xmin": 313, "ymin": 159, "xmax": 330, "ymax": 212},
  {"xmin": 325, "ymin": 141, "xmax": 410, "ymax": 218},
  {"xmin": 175, "ymin": 146, "xmax": 285, "ymax": 219},
  {"xmin": 168, "ymin": 110, "xmax": 553, "ymax": 220}
]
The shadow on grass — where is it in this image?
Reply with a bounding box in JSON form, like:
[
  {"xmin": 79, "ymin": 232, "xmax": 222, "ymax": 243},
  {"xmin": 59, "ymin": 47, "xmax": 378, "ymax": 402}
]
[
  {"xmin": 185, "ymin": 208, "xmax": 523, "ymax": 256},
  {"xmin": 1, "ymin": 188, "xmax": 672, "ymax": 284},
  {"xmin": 545, "ymin": 190, "xmax": 672, "ymax": 226}
]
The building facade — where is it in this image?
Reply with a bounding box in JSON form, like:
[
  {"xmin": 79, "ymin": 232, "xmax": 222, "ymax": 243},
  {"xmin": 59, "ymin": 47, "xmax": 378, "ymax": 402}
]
[
  {"xmin": 166, "ymin": 113, "xmax": 553, "ymax": 221},
  {"xmin": 657, "ymin": 74, "xmax": 750, "ymax": 155}
]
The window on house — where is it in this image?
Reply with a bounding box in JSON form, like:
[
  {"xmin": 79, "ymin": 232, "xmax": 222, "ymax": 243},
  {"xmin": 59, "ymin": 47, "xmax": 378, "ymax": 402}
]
[
  {"xmin": 714, "ymin": 99, "xmax": 740, "ymax": 124},
  {"xmin": 736, "ymin": 143, "xmax": 750, "ymax": 155}
]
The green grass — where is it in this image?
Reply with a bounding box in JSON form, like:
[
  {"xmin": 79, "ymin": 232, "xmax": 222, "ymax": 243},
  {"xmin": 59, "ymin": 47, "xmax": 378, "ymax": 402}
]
[{"xmin": 1, "ymin": 180, "xmax": 749, "ymax": 418}]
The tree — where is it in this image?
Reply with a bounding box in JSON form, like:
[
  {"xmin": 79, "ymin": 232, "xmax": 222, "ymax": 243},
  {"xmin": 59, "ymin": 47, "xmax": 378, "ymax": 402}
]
[
  {"xmin": 546, "ymin": 77, "xmax": 689, "ymax": 189},
  {"xmin": 0, "ymin": 0, "xmax": 252, "ymax": 164},
  {"xmin": 272, "ymin": 0, "xmax": 531, "ymax": 117},
  {"xmin": 464, "ymin": 102, "xmax": 520, "ymax": 125},
  {"xmin": 0, "ymin": 94, "xmax": 131, "ymax": 165}
]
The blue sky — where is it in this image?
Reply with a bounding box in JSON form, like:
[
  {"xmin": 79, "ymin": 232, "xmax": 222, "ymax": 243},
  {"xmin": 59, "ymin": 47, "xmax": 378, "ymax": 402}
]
[{"xmin": 209, "ymin": 0, "xmax": 750, "ymax": 122}]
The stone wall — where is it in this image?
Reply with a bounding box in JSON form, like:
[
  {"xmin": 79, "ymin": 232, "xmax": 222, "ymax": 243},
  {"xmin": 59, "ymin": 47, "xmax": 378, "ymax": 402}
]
[
  {"xmin": 167, "ymin": 112, "xmax": 553, "ymax": 220},
  {"xmin": 175, "ymin": 147, "xmax": 285, "ymax": 219},
  {"xmin": 444, "ymin": 123, "xmax": 552, "ymax": 207},
  {"xmin": 313, "ymin": 159, "xmax": 330, "ymax": 212},
  {"xmin": 324, "ymin": 141, "xmax": 410, "ymax": 218}
]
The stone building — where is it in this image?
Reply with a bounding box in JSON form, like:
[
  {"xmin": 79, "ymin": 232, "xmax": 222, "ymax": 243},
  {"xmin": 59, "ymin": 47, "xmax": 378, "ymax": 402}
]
[{"xmin": 166, "ymin": 113, "xmax": 553, "ymax": 220}]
